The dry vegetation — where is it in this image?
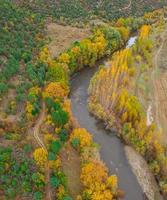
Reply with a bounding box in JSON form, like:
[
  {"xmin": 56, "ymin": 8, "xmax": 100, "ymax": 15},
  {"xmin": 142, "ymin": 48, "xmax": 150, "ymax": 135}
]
[
  {"xmin": 47, "ymin": 23, "xmax": 90, "ymax": 58},
  {"xmin": 60, "ymin": 143, "xmax": 82, "ymax": 198}
]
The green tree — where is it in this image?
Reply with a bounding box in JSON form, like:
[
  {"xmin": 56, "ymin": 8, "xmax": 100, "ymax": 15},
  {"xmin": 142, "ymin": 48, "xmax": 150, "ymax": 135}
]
[
  {"xmin": 50, "ymin": 140, "xmax": 62, "ymax": 155},
  {"xmin": 51, "ymin": 109, "xmax": 69, "ymax": 127},
  {"xmin": 50, "ymin": 176, "xmax": 60, "ymax": 188},
  {"xmin": 0, "ymin": 82, "xmax": 8, "ymax": 96},
  {"xmin": 33, "ymin": 191, "xmax": 43, "ymax": 200}
]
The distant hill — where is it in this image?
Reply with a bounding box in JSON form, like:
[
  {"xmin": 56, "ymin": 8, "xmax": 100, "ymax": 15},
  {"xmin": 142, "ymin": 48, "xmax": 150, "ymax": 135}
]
[{"xmin": 14, "ymin": 0, "xmax": 167, "ymax": 21}]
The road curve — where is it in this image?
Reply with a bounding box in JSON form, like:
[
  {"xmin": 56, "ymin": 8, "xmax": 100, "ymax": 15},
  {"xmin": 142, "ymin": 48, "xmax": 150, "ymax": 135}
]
[{"xmin": 70, "ymin": 65, "xmax": 144, "ymax": 200}]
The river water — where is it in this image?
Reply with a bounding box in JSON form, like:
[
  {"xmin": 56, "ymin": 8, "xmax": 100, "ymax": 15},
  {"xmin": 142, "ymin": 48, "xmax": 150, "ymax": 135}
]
[{"xmin": 70, "ymin": 36, "xmax": 144, "ymax": 200}]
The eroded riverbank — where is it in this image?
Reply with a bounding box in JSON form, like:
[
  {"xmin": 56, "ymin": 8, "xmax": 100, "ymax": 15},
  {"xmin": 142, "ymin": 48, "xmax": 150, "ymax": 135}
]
[{"xmin": 125, "ymin": 146, "xmax": 162, "ymax": 200}]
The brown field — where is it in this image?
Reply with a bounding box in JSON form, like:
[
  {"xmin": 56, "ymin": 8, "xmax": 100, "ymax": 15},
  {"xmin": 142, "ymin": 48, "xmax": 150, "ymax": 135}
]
[{"xmin": 46, "ymin": 23, "xmax": 90, "ymax": 58}]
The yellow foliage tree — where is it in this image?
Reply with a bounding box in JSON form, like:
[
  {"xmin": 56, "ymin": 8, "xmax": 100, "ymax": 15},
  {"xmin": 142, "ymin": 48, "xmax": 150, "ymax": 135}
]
[
  {"xmin": 117, "ymin": 26, "xmax": 130, "ymax": 42},
  {"xmin": 107, "ymin": 175, "xmax": 118, "ymax": 190},
  {"xmin": 25, "ymin": 101, "xmax": 34, "ymax": 120},
  {"xmin": 33, "ymin": 148, "xmax": 48, "ymax": 167},
  {"xmin": 49, "ymin": 157, "xmax": 61, "ymax": 170},
  {"xmin": 43, "ymin": 82, "xmax": 68, "ymax": 100},
  {"xmin": 39, "ymin": 47, "xmax": 51, "ymax": 63},
  {"xmin": 140, "ymin": 25, "xmax": 150, "ymax": 39},
  {"xmin": 57, "ymin": 185, "xmax": 66, "ymax": 200},
  {"xmin": 44, "ymin": 133, "xmax": 54, "ymax": 144},
  {"xmin": 81, "ymin": 161, "xmax": 115, "ymax": 200},
  {"xmin": 70, "ymin": 128, "xmax": 92, "ymax": 149},
  {"xmin": 71, "ymin": 46, "xmax": 81, "ymax": 56},
  {"xmin": 58, "ymin": 53, "xmax": 70, "ymax": 64},
  {"xmin": 29, "ymin": 86, "xmax": 41, "ymax": 96}
]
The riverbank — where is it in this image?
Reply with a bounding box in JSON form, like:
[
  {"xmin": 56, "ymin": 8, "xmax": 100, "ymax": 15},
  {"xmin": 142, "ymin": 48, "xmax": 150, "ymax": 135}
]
[{"xmin": 125, "ymin": 146, "xmax": 162, "ymax": 200}]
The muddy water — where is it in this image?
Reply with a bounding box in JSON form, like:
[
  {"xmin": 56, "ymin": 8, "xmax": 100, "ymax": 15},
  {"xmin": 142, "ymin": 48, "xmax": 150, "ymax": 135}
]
[{"xmin": 70, "ymin": 38, "xmax": 144, "ymax": 200}]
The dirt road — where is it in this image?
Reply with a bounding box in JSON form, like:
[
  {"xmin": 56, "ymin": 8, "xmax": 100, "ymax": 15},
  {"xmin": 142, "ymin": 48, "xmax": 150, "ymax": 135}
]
[{"xmin": 33, "ymin": 101, "xmax": 52, "ymax": 200}]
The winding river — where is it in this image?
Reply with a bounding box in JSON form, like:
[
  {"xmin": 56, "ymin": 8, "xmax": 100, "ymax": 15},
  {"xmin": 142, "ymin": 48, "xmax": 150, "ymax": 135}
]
[{"xmin": 70, "ymin": 36, "xmax": 144, "ymax": 200}]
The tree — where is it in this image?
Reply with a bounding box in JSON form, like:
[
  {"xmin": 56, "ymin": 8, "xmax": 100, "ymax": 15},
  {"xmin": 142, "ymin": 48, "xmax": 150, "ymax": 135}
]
[
  {"xmin": 81, "ymin": 161, "xmax": 114, "ymax": 200},
  {"xmin": 33, "ymin": 148, "xmax": 47, "ymax": 167},
  {"xmin": 43, "ymin": 82, "xmax": 68, "ymax": 100},
  {"xmin": 50, "ymin": 175, "xmax": 60, "ymax": 188},
  {"xmin": 58, "ymin": 53, "xmax": 70, "ymax": 64},
  {"xmin": 0, "ymin": 82, "xmax": 8, "ymax": 96},
  {"xmin": 59, "ymin": 129, "xmax": 68, "ymax": 142},
  {"xmin": 140, "ymin": 25, "xmax": 150, "ymax": 39},
  {"xmin": 101, "ymin": 27, "xmax": 121, "ymax": 53},
  {"xmin": 33, "ymin": 191, "xmax": 43, "ymax": 200},
  {"xmin": 50, "ymin": 140, "xmax": 62, "ymax": 155},
  {"xmin": 107, "ymin": 175, "xmax": 118, "ymax": 192},
  {"xmin": 70, "ymin": 128, "xmax": 92, "ymax": 149},
  {"xmin": 32, "ymin": 172, "xmax": 45, "ymax": 189},
  {"xmin": 46, "ymin": 62, "xmax": 68, "ymax": 85},
  {"xmin": 117, "ymin": 26, "xmax": 130, "ymax": 42},
  {"xmin": 51, "ymin": 109, "xmax": 69, "ymax": 127}
]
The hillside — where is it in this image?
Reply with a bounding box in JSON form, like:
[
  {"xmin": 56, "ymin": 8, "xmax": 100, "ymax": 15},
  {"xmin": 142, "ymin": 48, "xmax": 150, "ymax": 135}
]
[{"xmin": 14, "ymin": 0, "xmax": 167, "ymax": 22}]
